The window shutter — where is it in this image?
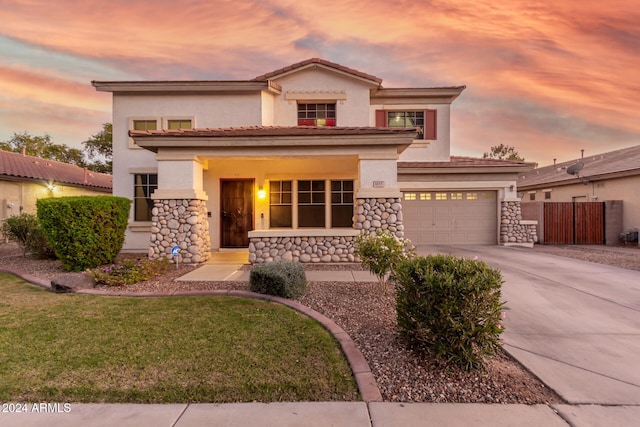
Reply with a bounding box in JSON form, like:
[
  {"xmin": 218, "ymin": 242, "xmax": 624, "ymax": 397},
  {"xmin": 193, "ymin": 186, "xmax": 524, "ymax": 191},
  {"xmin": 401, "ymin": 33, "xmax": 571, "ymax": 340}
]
[
  {"xmin": 375, "ymin": 110, "xmax": 388, "ymax": 127},
  {"xmin": 424, "ymin": 109, "xmax": 437, "ymax": 140}
]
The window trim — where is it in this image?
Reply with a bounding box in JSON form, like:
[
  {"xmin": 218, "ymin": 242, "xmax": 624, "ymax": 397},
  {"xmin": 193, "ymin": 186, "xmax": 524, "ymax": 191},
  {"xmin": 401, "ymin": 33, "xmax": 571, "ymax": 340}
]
[{"xmin": 128, "ymin": 117, "xmax": 160, "ymax": 149}]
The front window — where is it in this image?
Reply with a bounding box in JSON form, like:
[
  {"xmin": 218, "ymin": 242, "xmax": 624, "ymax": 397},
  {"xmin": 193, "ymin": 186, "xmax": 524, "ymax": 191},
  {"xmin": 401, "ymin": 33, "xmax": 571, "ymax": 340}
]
[
  {"xmin": 133, "ymin": 174, "xmax": 157, "ymax": 221},
  {"xmin": 387, "ymin": 111, "xmax": 424, "ymax": 139},
  {"xmin": 298, "ymin": 180, "xmax": 326, "ymax": 227},
  {"xmin": 331, "ymin": 180, "xmax": 354, "ymax": 227},
  {"xmin": 268, "ymin": 179, "xmax": 354, "ymax": 228},
  {"xmin": 269, "ymin": 180, "xmax": 292, "ymax": 227},
  {"xmin": 298, "ymin": 103, "xmax": 336, "ymax": 127}
]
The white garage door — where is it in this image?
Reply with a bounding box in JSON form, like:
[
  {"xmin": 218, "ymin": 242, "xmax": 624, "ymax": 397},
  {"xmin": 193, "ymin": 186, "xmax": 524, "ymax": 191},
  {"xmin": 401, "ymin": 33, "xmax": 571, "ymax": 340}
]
[{"xmin": 402, "ymin": 191, "xmax": 497, "ymax": 245}]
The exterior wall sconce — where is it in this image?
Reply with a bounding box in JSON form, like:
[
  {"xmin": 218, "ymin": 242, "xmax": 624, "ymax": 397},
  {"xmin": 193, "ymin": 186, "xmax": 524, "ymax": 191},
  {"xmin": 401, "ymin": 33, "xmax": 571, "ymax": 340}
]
[
  {"xmin": 257, "ymin": 186, "xmax": 266, "ymax": 199},
  {"xmin": 509, "ymin": 184, "xmax": 515, "ymax": 191}
]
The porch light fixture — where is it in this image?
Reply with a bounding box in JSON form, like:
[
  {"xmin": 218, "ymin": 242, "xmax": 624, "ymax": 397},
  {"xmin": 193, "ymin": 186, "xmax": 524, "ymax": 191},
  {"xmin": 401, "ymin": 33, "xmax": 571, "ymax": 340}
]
[{"xmin": 257, "ymin": 186, "xmax": 266, "ymax": 199}]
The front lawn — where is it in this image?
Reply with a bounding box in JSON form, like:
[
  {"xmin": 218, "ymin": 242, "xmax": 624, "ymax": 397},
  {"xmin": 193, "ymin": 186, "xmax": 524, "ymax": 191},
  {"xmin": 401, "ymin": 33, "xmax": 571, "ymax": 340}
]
[{"xmin": 0, "ymin": 273, "xmax": 358, "ymax": 403}]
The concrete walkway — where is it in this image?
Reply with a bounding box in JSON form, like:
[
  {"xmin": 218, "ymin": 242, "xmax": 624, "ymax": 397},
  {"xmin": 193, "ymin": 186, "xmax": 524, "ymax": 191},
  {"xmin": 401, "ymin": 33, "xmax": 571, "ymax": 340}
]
[{"xmin": 4, "ymin": 246, "xmax": 640, "ymax": 426}]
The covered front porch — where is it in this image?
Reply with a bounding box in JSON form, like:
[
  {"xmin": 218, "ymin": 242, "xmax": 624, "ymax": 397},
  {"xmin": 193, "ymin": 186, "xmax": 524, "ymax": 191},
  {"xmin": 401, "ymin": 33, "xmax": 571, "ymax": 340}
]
[{"xmin": 130, "ymin": 126, "xmax": 417, "ymax": 264}]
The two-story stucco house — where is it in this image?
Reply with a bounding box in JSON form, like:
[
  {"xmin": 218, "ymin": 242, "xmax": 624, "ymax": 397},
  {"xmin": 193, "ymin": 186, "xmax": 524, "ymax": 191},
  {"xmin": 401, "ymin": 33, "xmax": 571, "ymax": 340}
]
[{"xmin": 93, "ymin": 58, "xmax": 535, "ymax": 263}]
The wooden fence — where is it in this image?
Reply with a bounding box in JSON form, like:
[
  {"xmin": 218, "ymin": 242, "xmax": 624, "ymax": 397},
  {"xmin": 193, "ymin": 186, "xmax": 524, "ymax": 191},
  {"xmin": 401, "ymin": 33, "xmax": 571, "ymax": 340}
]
[{"xmin": 543, "ymin": 202, "xmax": 605, "ymax": 245}]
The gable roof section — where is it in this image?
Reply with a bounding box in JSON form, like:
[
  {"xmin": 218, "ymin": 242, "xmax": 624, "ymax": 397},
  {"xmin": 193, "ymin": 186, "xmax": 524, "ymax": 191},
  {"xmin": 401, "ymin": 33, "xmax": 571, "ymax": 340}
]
[
  {"xmin": 399, "ymin": 156, "xmax": 536, "ymax": 173},
  {"xmin": 253, "ymin": 58, "xmax": 383, "ymax": 86},
  {"xmin": 518, "ymin": 144, "xmax": 640, "ymax": 189},
  {"xmin": 0, "ymin": 149, "xmax": 112, "ymax": 191}
]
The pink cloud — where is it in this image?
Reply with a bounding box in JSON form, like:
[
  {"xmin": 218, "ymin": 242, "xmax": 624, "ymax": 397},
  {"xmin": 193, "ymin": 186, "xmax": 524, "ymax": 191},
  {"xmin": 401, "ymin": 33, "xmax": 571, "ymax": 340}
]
[{"xmin": 0, "ymin": 0, "xmax": 638, "ymax": 164}]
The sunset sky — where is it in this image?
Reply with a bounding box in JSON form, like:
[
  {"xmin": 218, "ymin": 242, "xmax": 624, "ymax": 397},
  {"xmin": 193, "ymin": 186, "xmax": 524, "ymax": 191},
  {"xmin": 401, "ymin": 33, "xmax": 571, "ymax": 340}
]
[{"xmin": 1, "ymin": 0, "xmax": 638, "ymax": 166}]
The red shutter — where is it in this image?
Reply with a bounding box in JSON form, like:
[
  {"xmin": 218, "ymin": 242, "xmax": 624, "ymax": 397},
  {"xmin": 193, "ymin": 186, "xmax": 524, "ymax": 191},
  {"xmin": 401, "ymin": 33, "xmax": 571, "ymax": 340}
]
[
  {"xmin": 375, "ymin": 110, "xmax": 388, "ymax": 127},
  {"xmin": 424, "ymin": 109, "xmax": 437, "ymax": 140}
]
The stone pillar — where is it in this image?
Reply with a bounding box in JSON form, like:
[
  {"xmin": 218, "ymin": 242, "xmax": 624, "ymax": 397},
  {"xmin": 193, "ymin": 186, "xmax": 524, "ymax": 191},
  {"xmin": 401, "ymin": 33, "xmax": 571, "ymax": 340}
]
[
  {"xmin": 500, "ymin": 200, "xmax": 537, "ymax": 246},
  {"xmin": 149, "ymin": 198, "xmax": 210, "ymax": 264},
  {"xmin": 354, "ymin": 197, "xmax": 404, "ymax": 237}
]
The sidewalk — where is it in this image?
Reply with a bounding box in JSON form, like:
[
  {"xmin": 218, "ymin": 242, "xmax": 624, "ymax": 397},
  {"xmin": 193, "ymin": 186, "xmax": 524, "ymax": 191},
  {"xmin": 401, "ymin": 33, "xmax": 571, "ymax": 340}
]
[{"xmin": 9, "ymin": 401, "xmax": 638, "ymax": 427}]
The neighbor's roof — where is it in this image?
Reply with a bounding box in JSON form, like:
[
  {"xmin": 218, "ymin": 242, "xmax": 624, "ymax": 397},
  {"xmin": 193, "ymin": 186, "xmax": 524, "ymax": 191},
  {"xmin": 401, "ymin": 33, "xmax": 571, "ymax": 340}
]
[
  {"xmin": 253, "ymin": 58, "xmax": 383, "ymax": 85},
  {"xmin": 399, "ymin": 156, "xmax": 536, "ymax": 173},
  {"xmin": 518, "ymin": 144, "xmax": 640, "ymax": 189},
  {"xmin": 0, "ymin": 149, "xmax": 112, "ymax": 191}
]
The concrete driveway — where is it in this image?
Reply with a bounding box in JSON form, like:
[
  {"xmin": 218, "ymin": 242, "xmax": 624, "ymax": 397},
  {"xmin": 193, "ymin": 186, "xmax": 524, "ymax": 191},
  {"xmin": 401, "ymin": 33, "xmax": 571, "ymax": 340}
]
[{"xmin": 415, "ymin": 245, "xmax": 640, "ymax": 406}]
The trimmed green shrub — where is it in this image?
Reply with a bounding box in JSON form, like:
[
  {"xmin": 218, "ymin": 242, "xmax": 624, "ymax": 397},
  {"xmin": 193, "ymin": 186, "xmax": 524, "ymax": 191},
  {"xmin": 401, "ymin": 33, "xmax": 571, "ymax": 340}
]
[
  {"xmin": 37, "ymin": 196, "xmax": 131, "ymax": 271},
  {"xmin": 86, "ymin": 258, "xmax": 170, "ymax": 287},
  {"xmin": 249, "ymin": 260, "xmax": 307, "ymax": 299},
  {"xmin": 355, "ymin": 229, "xmax": 415, "ymax": 289},
  {"xmin": 394, "ymin": 254, "xmax": 505, "ymax": 370},
  {"xmin": 1, "ymin": 213, "xmax": 55, "ymax": 259}
]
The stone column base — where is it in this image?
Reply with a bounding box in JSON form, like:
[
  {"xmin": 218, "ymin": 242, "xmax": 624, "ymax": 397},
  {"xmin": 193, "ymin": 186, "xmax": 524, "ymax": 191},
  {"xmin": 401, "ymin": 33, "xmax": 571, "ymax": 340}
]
[
  {"xmin": 500, "ymin": 201, "xmax": 537, "ymax": 245},
  {"xmin": 149, "ymin": 199, "xmax": 210, "ymax": 264}
]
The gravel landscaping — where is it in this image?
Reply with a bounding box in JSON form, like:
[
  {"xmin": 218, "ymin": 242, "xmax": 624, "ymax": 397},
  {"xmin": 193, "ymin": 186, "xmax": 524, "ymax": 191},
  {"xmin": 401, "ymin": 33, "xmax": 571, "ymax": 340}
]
[{"xmin": 3, "ymin": 242, "xmax": 638, "ymax": 404}]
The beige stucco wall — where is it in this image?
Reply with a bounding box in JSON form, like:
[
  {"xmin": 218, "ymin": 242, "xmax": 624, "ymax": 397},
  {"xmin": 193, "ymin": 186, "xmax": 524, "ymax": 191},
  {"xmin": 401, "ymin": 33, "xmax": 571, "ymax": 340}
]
[
  {"xmin": 270, "ymin": 67, "xmax": 374, "ymax": 127},
  {"xmin": 111, "ymin": 92, "xmax": 265, "ymax": 250},
  {"xmin": 523, "ymin": 175, "xmax": 640, "ymax": 232},
  {"xmin": 1, "ymin": 179, "xmax": 110, "ymax": 221}
]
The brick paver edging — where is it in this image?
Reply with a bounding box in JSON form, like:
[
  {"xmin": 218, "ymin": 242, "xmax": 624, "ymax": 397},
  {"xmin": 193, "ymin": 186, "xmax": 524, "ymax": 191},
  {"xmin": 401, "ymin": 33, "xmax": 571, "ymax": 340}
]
[{"xmin": 0, "ymin": 269, "xmax": 383, "ymax": 402}]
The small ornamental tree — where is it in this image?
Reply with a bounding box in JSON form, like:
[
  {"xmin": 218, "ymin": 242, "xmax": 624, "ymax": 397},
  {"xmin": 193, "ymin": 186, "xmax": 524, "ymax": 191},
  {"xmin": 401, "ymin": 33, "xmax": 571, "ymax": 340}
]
[
  {"xmin": 355, "ymin": 229, "xmax": 415, "ymax": 290},
  {"xmin": 37, "ymin": 196, "xmax": 131, "ymax": 271},
  {"xmin": 1, "ymin": 213, "xmax": 55, "ymax": 259}
]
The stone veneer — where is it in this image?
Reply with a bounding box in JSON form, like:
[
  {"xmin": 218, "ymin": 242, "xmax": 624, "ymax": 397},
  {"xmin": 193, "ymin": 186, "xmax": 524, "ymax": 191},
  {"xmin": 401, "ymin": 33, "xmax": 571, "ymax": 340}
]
[
  {"xmin": 249, "ymin": 197, "xmax": 404, "ymax": 264},
  {"xmin": 149, "ymin": 199, "xmax": 210, "ymax": 264},
  {"xmin": 249, "ymin": 235, "xmax": 357, "ymax": 264},
  {"xmin": 354, "ymin": 197, "xmax": 404, "ymax": 237},
  {"xmin": 500, "ymin": 201, "xmax": 537, "ymax": 244}
]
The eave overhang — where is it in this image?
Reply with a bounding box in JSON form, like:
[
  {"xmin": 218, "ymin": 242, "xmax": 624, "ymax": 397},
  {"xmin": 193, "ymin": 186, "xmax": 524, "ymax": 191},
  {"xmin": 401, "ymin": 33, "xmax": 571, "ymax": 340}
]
[
  {"xmin": 371, "ymin": 86, "xmax": 466, "ymax": 104},
  {"xmin": 91, "ymin": 80, "xmax": 282, "ymax": 95}
]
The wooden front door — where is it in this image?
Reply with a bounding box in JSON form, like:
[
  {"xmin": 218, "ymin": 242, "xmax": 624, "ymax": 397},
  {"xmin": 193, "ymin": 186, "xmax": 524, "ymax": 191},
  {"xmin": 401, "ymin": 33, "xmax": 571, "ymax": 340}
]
[{"xmin": 221, "ymin": 180, "xmax": 254, "ymax": 247}]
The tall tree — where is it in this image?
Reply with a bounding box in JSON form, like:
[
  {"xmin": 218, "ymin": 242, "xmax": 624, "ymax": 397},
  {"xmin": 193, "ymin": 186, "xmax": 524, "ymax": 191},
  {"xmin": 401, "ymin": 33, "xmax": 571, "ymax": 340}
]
[
  {"xmin": 82, "ymin": 123, "xmax": 112, "ymax": 174},
  {"xmin": 483, "ymin": 144, "xmax": 525, "ymax": 161},
  {"xmin": 0, "ymin": 132, "xmax": 86, "ymax": 167}
]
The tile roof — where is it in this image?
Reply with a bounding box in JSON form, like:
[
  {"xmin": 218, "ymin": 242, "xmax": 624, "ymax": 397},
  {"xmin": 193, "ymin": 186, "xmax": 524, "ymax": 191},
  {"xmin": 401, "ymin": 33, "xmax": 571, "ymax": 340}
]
[
  {"xmin": 399, "ymin": 156, "xmax": 535, "ymax": 169},
  {"xmin": 518, "ymin": 144, "xmax": 640, "ymax": 188},
  {"xmin": 253, "ymin": 58, "xmax": 383, "ymax": 85},
  {"xmin": 0, "ymin": 149, "xmax": 112, "ymax": 191},
  {"xmin": 130, "ymin": 126, "xmax": 419, "ymax": 138}
]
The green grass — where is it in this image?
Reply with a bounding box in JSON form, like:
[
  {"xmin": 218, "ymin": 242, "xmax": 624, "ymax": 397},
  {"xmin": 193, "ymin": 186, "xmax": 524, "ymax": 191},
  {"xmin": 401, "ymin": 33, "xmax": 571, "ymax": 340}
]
[{"xmin": 0, "ymin": 273, "xmax": 359, "ymax": 403}]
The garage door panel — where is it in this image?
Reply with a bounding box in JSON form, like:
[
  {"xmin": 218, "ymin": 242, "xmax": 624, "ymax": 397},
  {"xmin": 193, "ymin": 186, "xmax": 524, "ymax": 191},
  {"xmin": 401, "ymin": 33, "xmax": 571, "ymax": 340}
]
[{"xmin": 402, "ymin": 191, "xmax": 497, "ymax": 245}]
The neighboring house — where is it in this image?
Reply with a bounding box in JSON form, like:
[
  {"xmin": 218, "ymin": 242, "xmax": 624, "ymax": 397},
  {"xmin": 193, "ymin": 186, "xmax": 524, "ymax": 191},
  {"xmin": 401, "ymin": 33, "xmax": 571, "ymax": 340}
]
[
  {"xmin": 0, "ymin": 149, "xmax": 113, "ymax": 222},
  {"xmin": 92, "ymin": 58, "xmax": 535, "ymax": 263},
  {"xmin": 518, "ymin": 144, "xmax": 640, "ymax": 239}
]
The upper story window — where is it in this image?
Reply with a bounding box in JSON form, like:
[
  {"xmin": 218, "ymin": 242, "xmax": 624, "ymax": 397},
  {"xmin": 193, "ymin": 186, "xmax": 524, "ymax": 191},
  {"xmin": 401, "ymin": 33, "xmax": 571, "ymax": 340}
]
[
  {"xmin": 375, "ymin": 109, "xmax": 437, "ymax": 140},
  {"xmin": 167, "ymin": 119, "xmax": 192, "ymax": 129},
  {"xmin": 388, "ymin": 111, "xmax": 424, "ymax": 139},
  {"xmin": 298, "ymin": 103, "xmax": 336, "ymax": 127},
  {"xmin": 132, "ymin": 120, "xmax": 158, "ymax": 131}
]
